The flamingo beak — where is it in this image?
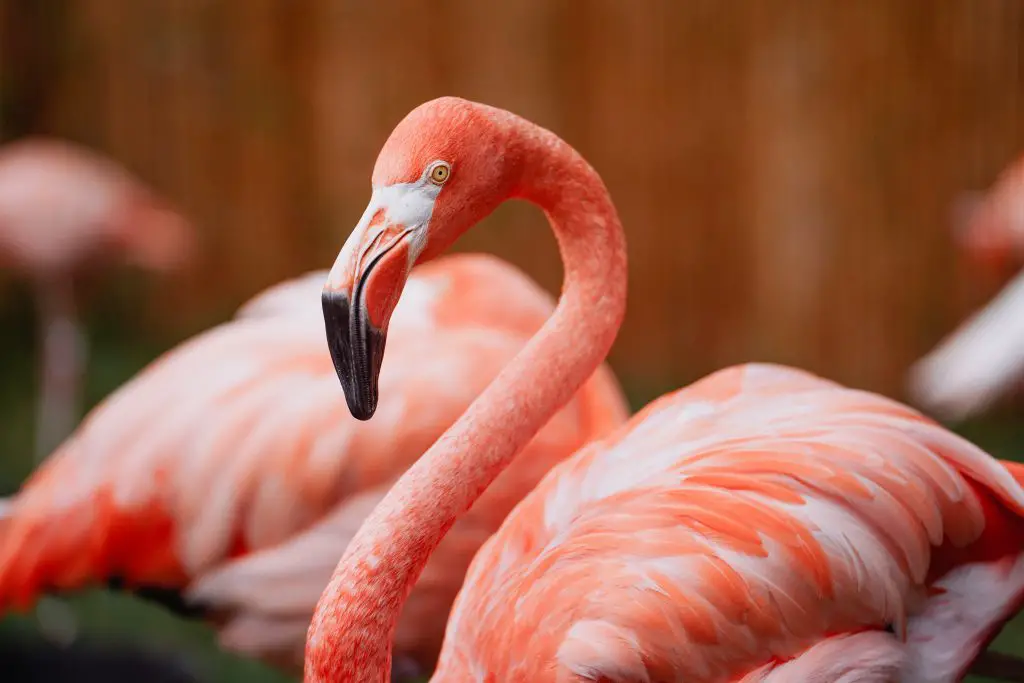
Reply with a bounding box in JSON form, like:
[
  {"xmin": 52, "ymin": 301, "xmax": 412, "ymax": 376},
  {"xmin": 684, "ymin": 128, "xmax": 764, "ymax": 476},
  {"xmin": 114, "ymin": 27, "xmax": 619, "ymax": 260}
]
[
  {"xmin": 956, "ymin": 224, "xmax": 1014, "ymax": 273},
  {"xmin": 321, "ymin": 288, "xmax": 387, "ymax": 422},
  {"xmin": 322, "ymin": 203, "xmax": 423, "ymax": 421}
]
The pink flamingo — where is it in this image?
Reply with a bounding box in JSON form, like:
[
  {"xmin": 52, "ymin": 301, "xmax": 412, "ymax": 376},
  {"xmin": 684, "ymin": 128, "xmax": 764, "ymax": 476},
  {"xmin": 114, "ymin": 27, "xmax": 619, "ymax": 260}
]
[
  {"xmin": 0, "ymin": 137, "xmax": 194, "ymax": 461},
  {"xmin": 306, "ymin": 97, "xmax": 1024, "ymax": 682},
  {"xmin": 908, "ymin": 153, "xmax": 1024, "ymax": 421},
  {"xmin": 0, "ymin": 252, "xmax": 627, "ymax": 679}
]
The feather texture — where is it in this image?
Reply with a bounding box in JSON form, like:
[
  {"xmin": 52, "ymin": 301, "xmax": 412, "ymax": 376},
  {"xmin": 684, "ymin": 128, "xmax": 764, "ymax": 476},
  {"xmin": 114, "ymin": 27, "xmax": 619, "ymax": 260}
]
[
  {"xmin": 433, "ymin": 363, "xmax": 1024, "ymax": 682},
  {"xmin": 0, "ymin": 253, "xmax": 628, "ymax": 673}
]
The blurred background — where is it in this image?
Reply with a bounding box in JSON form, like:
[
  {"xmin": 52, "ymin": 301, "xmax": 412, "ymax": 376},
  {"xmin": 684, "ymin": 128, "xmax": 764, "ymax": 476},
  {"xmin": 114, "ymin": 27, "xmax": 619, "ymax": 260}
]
[{"xmin": 1, "ymin": 1, "xmax": 1023, "ymax": 681}]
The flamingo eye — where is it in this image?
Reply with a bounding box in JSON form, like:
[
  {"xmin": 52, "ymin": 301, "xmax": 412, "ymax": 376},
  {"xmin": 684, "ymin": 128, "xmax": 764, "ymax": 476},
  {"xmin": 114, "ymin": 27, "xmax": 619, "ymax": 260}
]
[{"xmin": 428, "ymin": 162, "xmax": 451, "ymax": 185}]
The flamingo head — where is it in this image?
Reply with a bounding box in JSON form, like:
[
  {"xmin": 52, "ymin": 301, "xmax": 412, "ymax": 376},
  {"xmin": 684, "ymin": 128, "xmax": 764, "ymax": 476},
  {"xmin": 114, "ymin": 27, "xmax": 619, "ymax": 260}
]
[
  {"xmin": 953, "ymin": 194, "xmax": 1024, "ymax": 277},
  {"xmin": 322, "ymin": 96, "xmax": 522, "ymax": 420}
]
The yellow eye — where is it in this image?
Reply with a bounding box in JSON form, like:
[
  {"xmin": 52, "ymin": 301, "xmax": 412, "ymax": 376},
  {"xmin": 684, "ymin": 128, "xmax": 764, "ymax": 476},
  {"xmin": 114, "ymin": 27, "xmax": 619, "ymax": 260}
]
[{"xmin": 429, "ymin": 162, "xmax": 451, "ymax": 185}]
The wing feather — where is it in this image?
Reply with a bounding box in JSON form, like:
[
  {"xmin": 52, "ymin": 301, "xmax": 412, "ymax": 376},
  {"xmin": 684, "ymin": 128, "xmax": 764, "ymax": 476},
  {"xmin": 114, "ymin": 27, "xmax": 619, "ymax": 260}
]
[{"xmin": 0, "ymin": 254, "xmax": 621, "ymax": 622}]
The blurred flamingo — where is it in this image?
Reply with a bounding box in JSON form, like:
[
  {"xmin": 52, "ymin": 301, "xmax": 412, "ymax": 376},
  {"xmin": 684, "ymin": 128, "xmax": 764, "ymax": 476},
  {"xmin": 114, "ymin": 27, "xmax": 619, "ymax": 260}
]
[
  {"xmin": 908, "ymin": 153, "xmax": 1024, "ymax": 421},
  {"xmin": 306, "ymin": 97, "xmax": 1024, "ymax": 683},
  {"xmin": 0, "ymin": 137, "xmax": 194, "ymax": 461},
  {"xmin": 907, "ymin": 269, "xmax": 1024, "ymax": 421},
  {"xmin": 0, "ymin": 252, "xmax": 628, "ymax": 679},
  {"xmin": 953, "ymin": 152, "xmax": 1024, "ymax": 271}
]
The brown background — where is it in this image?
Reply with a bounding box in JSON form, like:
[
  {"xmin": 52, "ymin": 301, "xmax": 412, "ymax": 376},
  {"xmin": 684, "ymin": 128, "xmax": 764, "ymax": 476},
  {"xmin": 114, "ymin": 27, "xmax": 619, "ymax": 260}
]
[{"xmin": 2, "ymin": 0, "xmax": 1023, "ymax": 399}]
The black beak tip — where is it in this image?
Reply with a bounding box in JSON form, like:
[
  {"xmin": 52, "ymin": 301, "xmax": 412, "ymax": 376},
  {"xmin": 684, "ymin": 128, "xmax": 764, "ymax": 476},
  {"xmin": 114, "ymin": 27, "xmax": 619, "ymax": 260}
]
[
  {"xmin": 346, "ymin": 392, "xmax": 378, "ymax": 421},
  {"xmin": 322, "ymin": 289, "xmax": 386, "ymax": 421}
]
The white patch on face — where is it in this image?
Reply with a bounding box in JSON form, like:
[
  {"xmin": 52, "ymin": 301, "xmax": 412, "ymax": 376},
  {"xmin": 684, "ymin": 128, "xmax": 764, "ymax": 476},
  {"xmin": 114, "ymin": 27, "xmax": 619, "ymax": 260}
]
[{"xmin": 325, "ymin": 166, "xmax": 446, "ymax": 291}]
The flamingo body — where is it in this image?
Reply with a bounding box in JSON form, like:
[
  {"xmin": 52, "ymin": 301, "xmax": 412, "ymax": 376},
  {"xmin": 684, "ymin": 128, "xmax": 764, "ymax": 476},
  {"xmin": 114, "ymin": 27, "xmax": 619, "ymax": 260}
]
[
  {"xmin": 0, "ymin": 137, "xmax": 192, "ymax": 275},
  {"xmin": 433, "ymin": 362, "xmax": 1024, "ymax": 682},
  {"xmin": 908, "ymin": 267, "xmax": 1024, "ymax": 420},
  {"xmin": 0, "ymin": 252, "xmax": 628, "ymax": 673},
  {"xmin": 907, "ymin": 151, "xmax": 1024, "ymax": 420}
]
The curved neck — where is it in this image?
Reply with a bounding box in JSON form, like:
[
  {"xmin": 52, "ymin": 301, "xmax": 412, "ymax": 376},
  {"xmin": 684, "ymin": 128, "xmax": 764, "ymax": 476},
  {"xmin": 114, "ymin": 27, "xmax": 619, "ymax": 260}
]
[{"xmin": 304, "ymin": 123, "xmax": 628, "ymax": 683}]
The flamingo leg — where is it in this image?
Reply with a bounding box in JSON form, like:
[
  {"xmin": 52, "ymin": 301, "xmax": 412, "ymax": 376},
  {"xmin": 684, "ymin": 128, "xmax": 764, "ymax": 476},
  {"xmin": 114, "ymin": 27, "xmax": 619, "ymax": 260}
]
[
  {"xmin": 33, "ymin": 273, "xmax": 85, "ymax": 462},
  {"xmin": 30, "ymin": 275, "xmax": 84, "ymax": 643}
]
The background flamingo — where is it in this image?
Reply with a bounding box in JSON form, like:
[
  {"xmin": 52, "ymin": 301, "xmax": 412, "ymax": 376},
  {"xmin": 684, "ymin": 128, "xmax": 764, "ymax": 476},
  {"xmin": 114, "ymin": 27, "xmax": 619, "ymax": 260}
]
[
  {"xmin": 306, "ymin": 97, "xmax": 1024, "ymax": 683},
  {"xmin": 953, "ymin": 152, "xmax": 1024, "ymax": 272},
  {"xmin": 908, "ymin": 152, "xmax": 1024, "ymax": 422},
  {"xmin": 908, "ymin": 269, "xmax": 1024, "ymax": 422},
  {"xmin": 0, "ymin": 137, "xmax": 194, "ymax": 462},
  {"xmin": 0, "ymin": 252, "xmax": 628, "ymax": 679}
]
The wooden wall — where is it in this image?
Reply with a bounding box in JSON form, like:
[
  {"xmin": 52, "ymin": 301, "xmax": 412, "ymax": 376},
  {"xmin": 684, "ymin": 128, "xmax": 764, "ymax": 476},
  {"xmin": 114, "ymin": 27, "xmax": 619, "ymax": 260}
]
[{"xmin": 2, "ymin": 0, "xmax": 1023, "ymax": 398}]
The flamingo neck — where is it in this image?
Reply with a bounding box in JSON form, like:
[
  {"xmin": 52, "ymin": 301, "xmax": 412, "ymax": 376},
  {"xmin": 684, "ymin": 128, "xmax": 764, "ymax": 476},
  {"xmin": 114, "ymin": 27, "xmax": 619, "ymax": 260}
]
[{"xmin": 304, "ymin": 121, "xmax": 628, "ymax": 683}]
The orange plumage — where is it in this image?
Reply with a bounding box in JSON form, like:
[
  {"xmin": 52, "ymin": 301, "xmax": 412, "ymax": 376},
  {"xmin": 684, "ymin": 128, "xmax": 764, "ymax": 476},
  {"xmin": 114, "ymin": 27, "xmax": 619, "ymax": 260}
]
[
  {"xmin": 436, "ymin": 363, "xmax": 1024, "ymax": 681},
  {"xmin": 0, "ymin": 252, "xmax": 628, "ymax": 674}
]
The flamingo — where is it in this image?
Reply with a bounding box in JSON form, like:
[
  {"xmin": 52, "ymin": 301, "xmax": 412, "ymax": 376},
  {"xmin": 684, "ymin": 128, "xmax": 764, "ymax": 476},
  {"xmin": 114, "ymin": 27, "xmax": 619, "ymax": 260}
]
[
  {"xmin": 305, "ymin": 97, "xmax": 1024, "ymax": 683},
  {"xmin": 0, "ymin": 137, "xmax": 194, "ymax": 462},
  {"xmin": 953, "ymin": 152, "xmax": 1024, "ymax": 271},
  {"xmin": 908, "ymin": 153, "xmax": 1024, "ymax": 421},
  {"xmin": 907, "ymin": 268, "xmax": 1024, "ymax": 421},
  {"xmin": 0, "ymin": 252, "xmax": 628, "ymax": 679}
]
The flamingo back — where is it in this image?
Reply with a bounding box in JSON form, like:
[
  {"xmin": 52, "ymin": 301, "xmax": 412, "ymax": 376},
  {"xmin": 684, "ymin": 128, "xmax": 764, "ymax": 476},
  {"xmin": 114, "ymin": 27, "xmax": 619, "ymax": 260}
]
[
  {"xmin": 0, "ymin": 253, "xmax": 628, "ymax": 673},
  {"xmin": 186, "ymin": 353, "xmax": 626, "ymax": 672},
  {"xmin": 433, "ymin": 363, "xmax": 1024, "ymax": 682}
]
